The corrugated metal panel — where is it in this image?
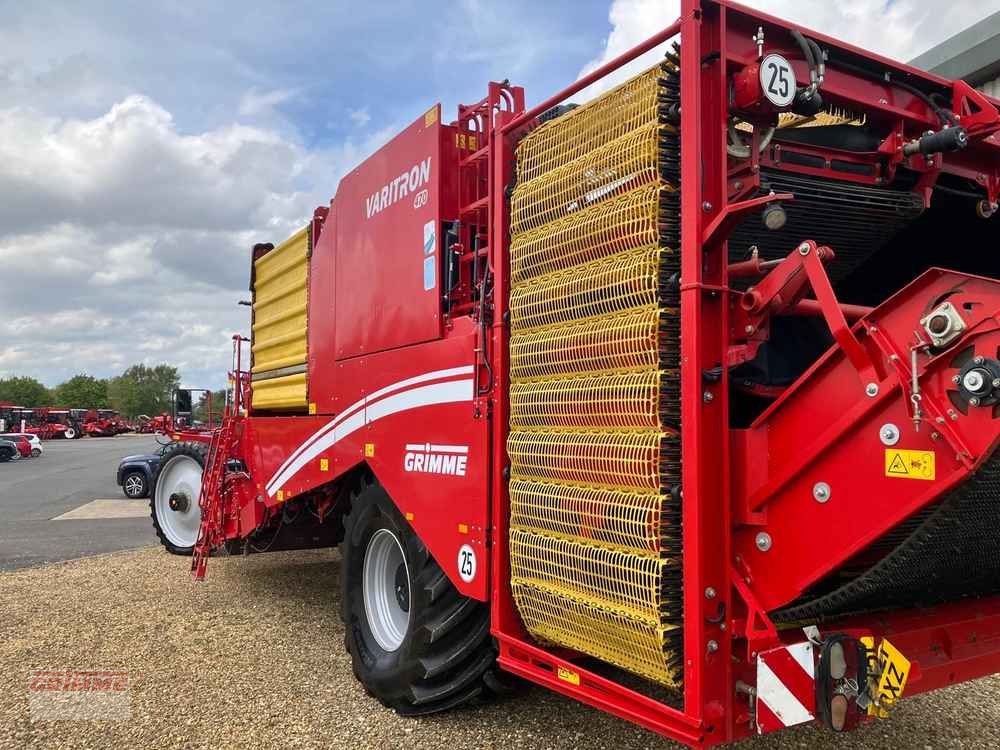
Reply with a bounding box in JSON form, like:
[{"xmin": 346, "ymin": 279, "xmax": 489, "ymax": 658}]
[
  {"xmin": 252, "ymin": 226, "xmax": 309, "ymax": 410},
  {"xmin": 251, "ymin": 372, "xmax": 308, "ymax": 411}
]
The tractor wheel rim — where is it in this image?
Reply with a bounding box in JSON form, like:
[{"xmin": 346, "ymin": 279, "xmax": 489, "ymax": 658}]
[
  {"xmin": 362, "ymin": 528, "xmax": 410, "ymax": 651},
  {"xmin": 125, "ymin": 475, "xmax": 144, "ymax": 497},
  {"xmin": 154, "ymin": 456, "xmax": 202, "ymax": 548}
]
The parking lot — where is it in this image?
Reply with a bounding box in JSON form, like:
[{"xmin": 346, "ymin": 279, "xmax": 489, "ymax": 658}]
[
  {"xmin": 1, "ymin": 437, "xmax": 998, "ymax": 748},
  {"xmin": 0, "ymin": 435, "xmax": 161, "ymax": 571}
]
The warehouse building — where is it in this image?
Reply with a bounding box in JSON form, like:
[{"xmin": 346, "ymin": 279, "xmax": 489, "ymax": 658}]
[{"xmin": 911, "ymin": 10, "xmax": 1000, "ymax": 97}]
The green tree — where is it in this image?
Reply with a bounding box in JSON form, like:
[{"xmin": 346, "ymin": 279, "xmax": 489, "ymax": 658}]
[
  {"xmin": 0, "ymin": 376, "xmax": 51, "ymax": 406},
  {"xmin": 54, "ymin": 374, "xmax": 109, "ymax": 408},
  {"xmin": 107, "ymin": 364, "xmax": 180, "ymax": 419},
  {"xmin": 192, "ymin": 389, "xmax": 226, "ymax": 425}
]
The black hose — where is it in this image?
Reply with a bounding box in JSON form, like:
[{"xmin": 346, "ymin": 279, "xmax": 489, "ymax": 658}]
[
  {"xmin": 808, "ymin": 39, "xmax": 825, "ymax": 82},
  {"xmin": 790, "ymin": 29, "xmax": 816, "ymax": 71},
  {"xmin": 832, "ymin": 57, "xmax": 952, "ymax": 126}
]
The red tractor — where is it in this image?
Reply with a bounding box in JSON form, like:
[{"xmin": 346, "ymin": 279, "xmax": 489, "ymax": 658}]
[
  {"xmin": 150, "ymin": 1, "xmax": 1000, "ymax": 745},
  {"xmin": 82, "ymin": 409, "xmax": 130, "ymax": 437},
  {"xmin": 136, "ymin": 414, "xmax": 174, "ymax": 434},
  {"xmin": 23, "ymin": 408, "xmax": 82, "ymax": 439},
  {"xmin": 0, "ymin": 403, "xmax": 24, "ymax": 434}
]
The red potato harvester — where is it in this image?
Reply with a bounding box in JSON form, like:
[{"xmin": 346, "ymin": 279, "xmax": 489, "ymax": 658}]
[{"xmin": 149, "ymin": 2, "xmax": 1000, "ymax": 745}]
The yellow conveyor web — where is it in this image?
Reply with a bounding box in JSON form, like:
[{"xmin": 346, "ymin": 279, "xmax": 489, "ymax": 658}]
[{"xmin": 507, "ymin": 50, "xmax": 684, "ymax": 687}]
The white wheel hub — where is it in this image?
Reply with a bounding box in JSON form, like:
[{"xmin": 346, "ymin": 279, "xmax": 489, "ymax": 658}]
[
  {"xmin": 154, "ymin": 455, "xmax": 202, "ymax": 548},
  {"xmin": 363, "ymin": 528, "xmax": 411, "ymax": 651}
]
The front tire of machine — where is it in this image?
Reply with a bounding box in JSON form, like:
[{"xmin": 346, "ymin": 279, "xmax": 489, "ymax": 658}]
[
  {"xmin": 150, "ymin": 442, "xmax": 206, "ymax": 555},
  {"xmin": 341, "ymin": 476, "xmax": 508, "ymax": 715}
]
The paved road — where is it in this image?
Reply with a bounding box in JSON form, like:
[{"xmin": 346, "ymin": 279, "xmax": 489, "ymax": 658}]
[{"xmin": 0, "ymin": 435, "xmax": 161, "ymax": 571}]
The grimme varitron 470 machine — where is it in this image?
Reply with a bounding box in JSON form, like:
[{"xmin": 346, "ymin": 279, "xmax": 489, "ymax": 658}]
[{"xmin": 150, "ymin": 1, "xmax": 1000, "ymax": 744}]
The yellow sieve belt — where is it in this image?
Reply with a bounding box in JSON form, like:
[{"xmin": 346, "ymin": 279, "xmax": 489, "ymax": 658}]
[{"xmin": 507, "ymin": 58, "xmax": 684, "ymax": 687}]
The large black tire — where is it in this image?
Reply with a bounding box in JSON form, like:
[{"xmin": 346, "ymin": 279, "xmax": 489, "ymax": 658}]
[
  {"xmin": 341, "ymin": 476, "xmax": 509, "ymax": 715},
  {"xmin": 150, "ymin": 442, "xmax": 207, "ymax": 555},
  {"xmin": 0, "ymin": 445, "xmax": 14, "ymax": 462}
]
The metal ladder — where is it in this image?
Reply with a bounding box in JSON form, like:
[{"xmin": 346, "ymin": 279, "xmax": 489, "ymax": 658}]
[{"xmin": 191, "ymin": 417, "xmax": 237, "ymax": 580}]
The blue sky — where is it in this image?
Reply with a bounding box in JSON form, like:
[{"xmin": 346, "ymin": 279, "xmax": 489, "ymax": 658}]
[{"xmin": 0, "ymin": 0, "xmax": 994, "ymax": 390}]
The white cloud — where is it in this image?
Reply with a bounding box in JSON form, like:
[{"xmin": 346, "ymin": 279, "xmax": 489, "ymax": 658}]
[
  {"xmin": 237, "ymin": 87, "xmax": 299, "ymax": 118},
  {"xmin": 349, "ymin": 107, "xmax": 371, "ymax": 127},
  {"xmin": 0, "ymin": 96, "xmax": 317, "ymax": 235},
  {"xmin": 0, "ymin": 95, "xmax": 390, "ymax": 388},
  {"xmin": 578, "ymin": 0, "xmax": 994, "ymax": 98}
]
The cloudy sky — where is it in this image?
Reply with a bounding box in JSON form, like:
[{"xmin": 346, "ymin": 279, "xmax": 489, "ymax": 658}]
[{"xmin": 0, "ymin": 0, "xmax": 994, "ymax": 389}]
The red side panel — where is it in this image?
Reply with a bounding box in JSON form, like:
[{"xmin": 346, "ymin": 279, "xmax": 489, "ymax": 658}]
[
  {"xmin": 332, "ymin": 107, "xmax": 447, "ymax": 360},
  {"xmin": 248, "ymin": 322, "xmax": 489, "ymax": 599}
]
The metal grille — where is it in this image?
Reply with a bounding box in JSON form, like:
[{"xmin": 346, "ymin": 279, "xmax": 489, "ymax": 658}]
[
  {"xmin": 512, "ymin": 580, "xmax": 683, "ymax": 685},
  {"xmin": 728, "ymin": 171, "xmax": 924, "ymax": 284},
  {"xmin": 507, "ymin": 50, "xmax": 683, "ymax": 687},
  {"xmin": 510, "ymin": 479, "xmax": 679, "ymax": 555},
  {"xmin": 510, "ymin": 370, "xmax": 679, "ymax": 430},
  {"xmin": 516, "ymin": 67, "xmax": 664, "ymax": 182},
  {"xmin": 509, "ymin": 306, "xmax": 678, "ymax": 381},
  {"xmin": 508, "ymin": 429, "xmax": 678, "ymax": 491},
  {"xmin": 509, "ymin": 245, "xmax": 670, "ymax": 331},
  {"xmin": 511, "ymin": 120, "xmax": 676, "ymax": 234},
  {"xmin": 511, "ymin": 184, "xmax": 671, "ymax": 284}
]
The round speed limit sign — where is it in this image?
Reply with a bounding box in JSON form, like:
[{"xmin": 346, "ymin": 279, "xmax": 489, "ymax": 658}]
[
  {"xmin": 759, "ymin": 54, "xmax": 795, "ymax": 108},
  {"xmin": 457, "ymin": 544, "xmax": 477, "ymax": 583}
]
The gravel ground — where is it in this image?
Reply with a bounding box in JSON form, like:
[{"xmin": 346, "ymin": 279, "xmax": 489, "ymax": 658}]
[{"xmin": 1, "ymin": 547, "xmax": 998, "ymax": 749}]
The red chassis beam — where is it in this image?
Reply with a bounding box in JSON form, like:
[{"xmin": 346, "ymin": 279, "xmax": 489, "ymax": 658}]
[{"xmin": 827, "ymin": 595, "xmax": 1000, "ymax": 697}]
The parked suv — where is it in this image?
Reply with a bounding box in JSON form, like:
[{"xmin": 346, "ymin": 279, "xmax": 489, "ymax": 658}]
[
  {"xmin": 117, "ymin": 445, "xmax": 168, "ymax": 498},
  {"xmin": 0, "ymin": 438, "xmax": 18, "ymax": 462},
  {"xmin": 0, "ymin": 433, "xmax": 42, "ymax": 458}
]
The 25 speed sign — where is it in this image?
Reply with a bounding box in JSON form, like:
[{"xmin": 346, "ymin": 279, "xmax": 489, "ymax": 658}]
[{"xmin": 760, "ymin": 53, "xmax": 796, "ymax": 108}]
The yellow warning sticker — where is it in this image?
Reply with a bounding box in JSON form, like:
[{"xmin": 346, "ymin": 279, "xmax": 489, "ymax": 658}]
[
  {"xmin": 885, "ymin": 449, "xmax": 935, "ymax": 480},
  {"xmin": 364, "ymin": 443, "xmax": 375, "ymax": 457},
  {"xmin": 557, "ymin": 666, "xmax": 580, "ymax": 686},
  {"xmin": 424, "ymin": 106, "xmax": 438, "ymax": 127},
  {"xmin": 319, "ymin": 458, "xmax": 329, "ymax": 472}
]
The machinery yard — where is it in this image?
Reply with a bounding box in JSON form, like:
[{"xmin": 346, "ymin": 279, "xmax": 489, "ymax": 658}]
[
  {"xmin": 4, "ymin": 1, "xmax": 1000, "ymax": 747},
  {"xmin": 1, "ymin": 543, "xmax": 998, "ymax": 750}
]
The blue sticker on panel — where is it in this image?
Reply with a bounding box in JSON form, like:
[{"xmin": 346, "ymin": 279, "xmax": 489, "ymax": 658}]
[
  {"xmin": 423, "ymin": 220, "xmax": 436, "ymax": 256},
  {"xmin": 423, "ymin": 220, "xmax": 436, "ymax": 291},
  {"xmin": 423, "ymin": 256, "xmax": 436, "ymax": 291}
]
